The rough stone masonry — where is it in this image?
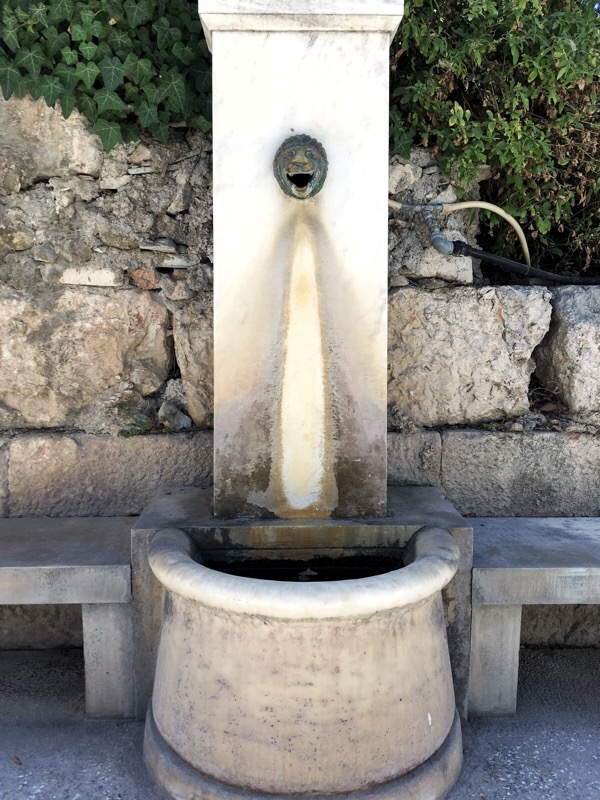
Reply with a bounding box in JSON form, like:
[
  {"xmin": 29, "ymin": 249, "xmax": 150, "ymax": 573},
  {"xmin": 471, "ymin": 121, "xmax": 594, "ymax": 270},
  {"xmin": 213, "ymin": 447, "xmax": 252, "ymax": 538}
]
[{"xmin": 1, "ymin": 95, "xmax": 599, "ymax": 647}]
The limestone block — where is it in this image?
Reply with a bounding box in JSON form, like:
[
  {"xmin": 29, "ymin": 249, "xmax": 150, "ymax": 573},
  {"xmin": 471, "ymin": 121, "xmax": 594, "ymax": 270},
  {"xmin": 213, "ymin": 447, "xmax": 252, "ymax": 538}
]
[
  {"xmin": 0, "ymin": 96, "xmax": 102, "ymax": 190},
  {"xmin": 441, "ymin": 431, "xmax": 600, "ymax": 516},
  {"xmin": 536, "ymin": 286, "xmax": 600, "ymax": 412},
  {"xmin": 388, "ymin": 157, "xmax": 422, "ymax": 194},
  {"xmin": 389, "ymin": 228, "xmax": 473, "ymax": 284},
  {"xmin": 172, "ymin": 301, "xmax": 214, "ymax": 427},
  {"xmin": 41, "ymin": 263, "xmax": 124, "ymax": 287},
  {"xmin": 8, "ymin": 432, "xmax": 213, "ymax": 516},
  {"xmin": 388, "ymin": 287, "xmax": 552, "ymax": 427},
  {"xmin": 387, "ymin": 432, "xmax": 442, "ymax": 487},
  {"xmin": 0, "ymin": 288, "xmax": 170, "ymax": 430}
]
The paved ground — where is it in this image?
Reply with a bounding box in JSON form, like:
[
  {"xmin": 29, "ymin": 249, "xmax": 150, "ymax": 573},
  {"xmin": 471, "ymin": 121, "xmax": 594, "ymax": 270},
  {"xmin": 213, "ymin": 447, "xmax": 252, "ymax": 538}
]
[{"xmin": 0, "ymin": 647, "xmax": 598, "ymax": 799}]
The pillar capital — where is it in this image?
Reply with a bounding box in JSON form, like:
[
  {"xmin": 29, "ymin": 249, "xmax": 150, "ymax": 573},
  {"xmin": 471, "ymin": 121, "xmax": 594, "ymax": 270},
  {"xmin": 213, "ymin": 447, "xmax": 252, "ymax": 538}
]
[{"xmin": 199, "ymin": 0, "xmax": 404, "ymax": 49}]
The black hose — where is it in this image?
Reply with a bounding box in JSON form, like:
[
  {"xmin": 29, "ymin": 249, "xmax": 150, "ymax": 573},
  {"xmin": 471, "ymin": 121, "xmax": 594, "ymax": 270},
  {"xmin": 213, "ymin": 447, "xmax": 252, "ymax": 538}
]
[{"xmin": 453, "ymin": 240, "xmax": 600, "ymax": 286}]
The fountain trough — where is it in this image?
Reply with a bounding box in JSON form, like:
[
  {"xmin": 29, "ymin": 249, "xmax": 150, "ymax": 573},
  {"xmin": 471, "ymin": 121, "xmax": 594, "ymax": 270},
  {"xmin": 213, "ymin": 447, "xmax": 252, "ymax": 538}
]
[{"xmin": 140, "ymin": 3, "xmax": 471, "ymax": 798}]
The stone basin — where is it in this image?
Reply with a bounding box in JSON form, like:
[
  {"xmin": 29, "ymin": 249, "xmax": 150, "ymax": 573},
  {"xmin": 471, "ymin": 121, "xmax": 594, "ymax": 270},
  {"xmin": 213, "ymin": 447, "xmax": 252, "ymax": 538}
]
[{"xmin": 144, "ymin": 525, "xmax": 462, "ymax": 800}]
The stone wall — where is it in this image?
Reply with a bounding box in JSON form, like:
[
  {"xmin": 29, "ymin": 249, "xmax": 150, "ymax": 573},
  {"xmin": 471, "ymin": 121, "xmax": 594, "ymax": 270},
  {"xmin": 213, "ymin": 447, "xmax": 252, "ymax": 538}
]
[{"xmin": 1, "ymin": 96, "xmax": 600, "ymax": 648}]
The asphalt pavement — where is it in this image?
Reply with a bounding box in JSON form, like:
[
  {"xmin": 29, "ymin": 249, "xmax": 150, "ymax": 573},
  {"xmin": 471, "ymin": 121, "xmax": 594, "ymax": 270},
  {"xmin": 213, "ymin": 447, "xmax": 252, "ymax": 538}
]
[{"xmin": 0, "ymin": 647, "xmax": 598, "ymax": 800}]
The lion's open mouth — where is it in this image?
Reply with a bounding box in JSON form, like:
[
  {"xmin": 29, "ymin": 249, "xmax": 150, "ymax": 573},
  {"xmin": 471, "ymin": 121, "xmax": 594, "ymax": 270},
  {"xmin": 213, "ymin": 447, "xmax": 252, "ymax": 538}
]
[{"xmin": 287, "ymin": 172, "xmax": 313, "ymax": 190}]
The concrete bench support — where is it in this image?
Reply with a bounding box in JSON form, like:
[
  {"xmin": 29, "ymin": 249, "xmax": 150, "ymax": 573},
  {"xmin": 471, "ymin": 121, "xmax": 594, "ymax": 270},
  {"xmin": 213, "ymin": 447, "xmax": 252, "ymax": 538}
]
[
  {"xmin": 469, "ymin": 604, "xmax": 521, "ymax": 716},
  {"xmin": 82, "ymin": 602, "xmax": 135, "ymax": 717},
  {"xmin": 469, "ymin": 518, "xmax": 600, "ymax": 717},
  {"xmin": 0, "ymin": 517, "xmax": 135, "ymax": 718}
]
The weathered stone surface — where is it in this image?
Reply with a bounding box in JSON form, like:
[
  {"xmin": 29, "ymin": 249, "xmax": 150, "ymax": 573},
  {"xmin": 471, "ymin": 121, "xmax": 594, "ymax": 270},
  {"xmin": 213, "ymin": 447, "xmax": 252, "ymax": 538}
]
[
  {"xmin": 0, "ymin": 288, "xmax": 170, "ymax": 431},
  {"xmin": 536, "ymin": 287, "xmax": 600, "ymax": 413},
  {"xmin": 521, "ymin": 604, "xmax": 600, "ymax": 647},
  {"xmin": 387, "ymin": 432, "xmax": 442, "ymax": 487},
  {"xmin": 8, "ymin": 432, "xmax": 212, "ymax": 516},
  {"xmin": 41, "ymin": 263, "xmax": 124, "ymax": 287},
  {"xmin": 172, "ymin": 301, "xmax": 213, "ymax": 427},
  {"xmin": 389, "ymin": 227, "xmax": 473, "ymax": 284},
  {"xmin": 0, "ymin": 604, "xmax": 82, "ymax": 649},
  {"xmin": 0, "ymin": 96, "xmax": 103, "ymax": 188},
  {"xmin": 158, "ymin": 401, "xmax": 193, "ymax": 431},
  {"xmin": 128, "ymin": 265, "xmax": 161, "ymax": 290},
  {"xmin": 96, "ymin": 217, "xmax": 140, "ymax": 250},
  {"xmin": 0, "ymin": 219, "xmax": 34, "ymax": 251},
  {"xmin": 441, "ymin": 431, "xmax": 600, "ymax": 516},
  {"xmin": 388, "ymin": 287, "xmax": 552, "ymax": 427},
  {"xmin": 388, "ymin": 158, "xmax": 422, "ymax": 195}
]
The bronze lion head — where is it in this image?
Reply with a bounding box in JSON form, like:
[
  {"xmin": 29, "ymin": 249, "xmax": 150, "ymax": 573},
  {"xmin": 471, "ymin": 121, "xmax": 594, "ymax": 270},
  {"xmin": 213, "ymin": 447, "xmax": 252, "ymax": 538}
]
[{"xmin": 273, "ymin": 134, "xmax": 328, "ymax": 200}]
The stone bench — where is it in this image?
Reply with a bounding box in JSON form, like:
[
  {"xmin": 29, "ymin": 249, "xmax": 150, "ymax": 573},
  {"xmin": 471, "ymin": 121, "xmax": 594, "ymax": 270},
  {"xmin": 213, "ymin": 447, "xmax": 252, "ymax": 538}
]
[
  {"xmin": 468, "ymin": 517, "xmax": 600, "ymax": 716},
  {"xmin": 0, "ymin": 517, "xmax": 135, "ymax": 718}
]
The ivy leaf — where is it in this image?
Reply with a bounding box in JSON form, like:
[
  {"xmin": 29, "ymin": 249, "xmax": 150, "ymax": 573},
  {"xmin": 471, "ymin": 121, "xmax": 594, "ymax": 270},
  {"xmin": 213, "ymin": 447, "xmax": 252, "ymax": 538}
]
[
  {"xmin": 70, "ymin": 24, "xmax": 88, "ymax": 43},
  {"xmin": 30, "ymin": 4, "xmax": 48, "ymax": 26},
  {"xmin": 136, "ymin": 98, "xmax": 159, "ymax": 127},
  {"xmin": 194, "ymin": 68, "xmax": 211, "ymax": 94},
  {"xmin": 92, "ymin": 118, "xmax": 123, "ymax": 151},
  {"xmin": 124, "ymin": 0, "xmax": 151, "ymax": 28},
  {"xmin": 121, "ymin": 122, "xmax": 140, "ymax": 143},
  {"xmin": 40, "ymin": 75, "xmax": 63, "ymax": 106},
  {"xmin": 123, "ymin": 83, "xmax": 139, "ymax": 101},
  {"xmin": 152, "ymin": 17, "xmax": 180, "ymax": 50},
  {"xmin": 79, "ymin": 9, "xmax": 97, "ymax": 29},
  {"xmin": 47, "ymin": 0, "xmax": 75, "ymax": 25},
  {"xmin": 0, "ymin": 15, "xmax": 20, "ymax": 53},
  {"xmin": 60, "ymin": 46, "xmax": 79, "ymax": 65},
  {"xmin": 96, "ymin": 42, "xmax": 113, "ymax": 61},
  {"xmin": 45, "ymin": 30, "xmax": 70, "ymax": 56},
  {"xmin": 54, "ymin": 62, "xmax": 79, "ymax": 91},
  {"xmin": 124, "ymin": 53, "xmax": 155, "ymax": 85},
  {"xmin": 27, "ymin": 77, "xmax": 43, "ymax": 100},
  {"xmin": 0, "ymin": 58, "xmax": 20, "ymax": 99},
  {"xmin": 149, "ymin": 120, "xmax": 169, "ymax": 143},
  {"xmin": 172, "ymin": 41, "xmax": 193, "ymax": 65},
  {"xmin": 108, "ymin": 28, "xmax": 133, "ymax": 57},
  {"xmin": 59, "ymin": 91, "xmax": 76, "ymax": 118},
  {"xmin": 189, "ymin": 113, "xmax": 211, "ymax": 133},
  {"xmin": 75, "ymin": 60, "xmax": 100, "ymax": 89},
  {"xmin": 99, "ymin": 55, "xmax": 125, "ymax": 90},
  {"xmin": 161, "ymin": 71, "xmax": 186, "ymax": 112},
  {"xmin": 142, "ymin": 80, "xmax": 167, "ymax": 105},
  {"xmin": 14, "ymin": 44, "xmax": 48, "ymax": 79},
  {"xmin": 95, "ymin": 87, "xmax": 128, "ymax": 113},
  {"xmin": 77, "ymin": 93, "xmax": 98, "ymax": 122},
  {"xmin": 79, "ymin": 41, "xmax": 98, "ymax": 60}
]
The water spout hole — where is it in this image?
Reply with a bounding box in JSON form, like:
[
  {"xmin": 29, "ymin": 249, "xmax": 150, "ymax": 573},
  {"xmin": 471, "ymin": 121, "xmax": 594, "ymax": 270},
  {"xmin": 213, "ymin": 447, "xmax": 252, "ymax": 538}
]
[{"xmin": 287, "ymin": 173, "xmax": 312, "ymax": 189}]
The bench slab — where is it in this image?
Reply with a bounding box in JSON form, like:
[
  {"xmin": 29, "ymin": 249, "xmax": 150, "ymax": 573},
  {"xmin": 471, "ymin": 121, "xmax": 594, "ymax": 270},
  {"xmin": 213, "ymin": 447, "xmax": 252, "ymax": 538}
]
[
  {"xmin": 472, "ymin": 517, "xmax": 600, "ymax": 604},
  {"xmin": 0, "ymin": 518, "xmax": 133, "ymax": 604},
  {"xmin": 0, "ymin": 517, "xmax": 135, "ymax": 717},
  {"xmin": 469, "ymin": 517, "xmax": 600, "ymax": 716}
]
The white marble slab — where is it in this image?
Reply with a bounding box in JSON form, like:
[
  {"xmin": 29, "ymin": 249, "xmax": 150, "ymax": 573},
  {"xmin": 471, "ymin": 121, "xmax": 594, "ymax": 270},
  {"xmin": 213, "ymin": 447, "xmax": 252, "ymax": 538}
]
[{"xmin": 204, "ymin": 4, "xmax": 401, "ymax": 518}]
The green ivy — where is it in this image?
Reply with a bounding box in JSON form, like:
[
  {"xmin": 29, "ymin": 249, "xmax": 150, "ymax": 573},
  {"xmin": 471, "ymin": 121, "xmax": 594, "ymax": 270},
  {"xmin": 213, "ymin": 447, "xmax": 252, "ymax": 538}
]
[
  {"xmin": 392, "ymin": 0, "xmax": 600, "ymax": 274},
  {"xmin": 0, "ymin": 0, "xmax": 211, "ymax": 150}
]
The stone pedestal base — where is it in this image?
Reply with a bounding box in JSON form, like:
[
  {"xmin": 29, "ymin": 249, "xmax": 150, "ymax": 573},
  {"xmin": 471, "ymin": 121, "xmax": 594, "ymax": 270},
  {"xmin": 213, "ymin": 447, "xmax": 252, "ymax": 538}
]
[{"xmin": 145, "ymin": 706, "xmax": 462, "ymax": 800}]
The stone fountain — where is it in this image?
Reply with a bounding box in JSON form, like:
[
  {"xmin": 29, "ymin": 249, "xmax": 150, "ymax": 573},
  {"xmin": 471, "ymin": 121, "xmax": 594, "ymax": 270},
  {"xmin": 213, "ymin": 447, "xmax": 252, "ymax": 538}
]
[{"xmin": 134, "ymin": 2, "xmax": 473, "ymax": 798}]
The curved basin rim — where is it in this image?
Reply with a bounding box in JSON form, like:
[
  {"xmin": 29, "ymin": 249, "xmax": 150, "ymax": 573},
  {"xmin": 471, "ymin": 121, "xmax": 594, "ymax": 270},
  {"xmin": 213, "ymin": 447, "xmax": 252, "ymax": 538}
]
[{"xmin": 148, "ymin": 525, "xmax": 460, "ymax": 620}]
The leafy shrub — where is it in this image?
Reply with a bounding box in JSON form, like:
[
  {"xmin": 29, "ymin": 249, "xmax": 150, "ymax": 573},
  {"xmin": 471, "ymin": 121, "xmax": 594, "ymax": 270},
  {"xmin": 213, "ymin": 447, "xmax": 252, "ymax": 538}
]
[
  {"xmin": 391, "ymin": 0, "xmax": 600, "ymax": 274},
  {"xmin": 0, "ymin": 0, "xmax": 211, "ymax": 150}
]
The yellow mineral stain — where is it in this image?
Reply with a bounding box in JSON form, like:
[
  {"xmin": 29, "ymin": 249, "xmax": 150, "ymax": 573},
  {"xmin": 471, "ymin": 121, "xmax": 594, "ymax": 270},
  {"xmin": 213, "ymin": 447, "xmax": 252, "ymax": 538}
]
[{"xmin": 279, "ymin": 214, "xmax": 328, "ymax": 511}]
